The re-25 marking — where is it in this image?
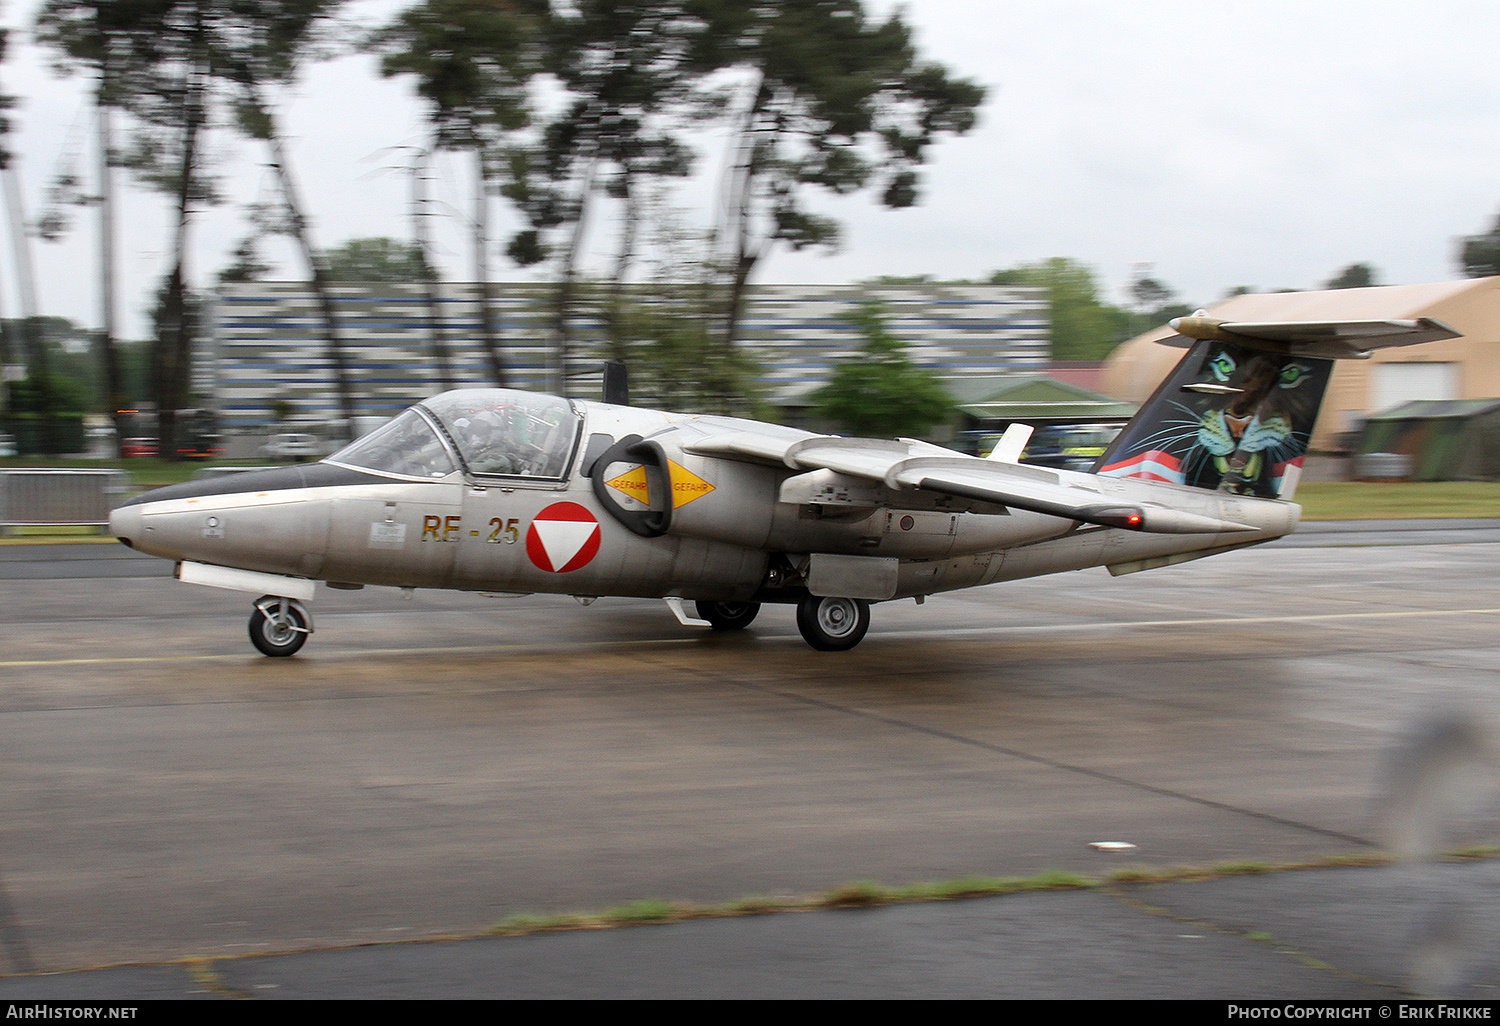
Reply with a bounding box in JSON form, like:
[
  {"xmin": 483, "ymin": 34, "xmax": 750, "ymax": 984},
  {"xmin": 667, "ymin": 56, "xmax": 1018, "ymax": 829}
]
[
  {"xmin": 422, "ymin": 515, "xmax": 462, "ymax": 543},
  {"xmin": 418, "ymin": 514, "xmax": 520, "ymax": 544}
]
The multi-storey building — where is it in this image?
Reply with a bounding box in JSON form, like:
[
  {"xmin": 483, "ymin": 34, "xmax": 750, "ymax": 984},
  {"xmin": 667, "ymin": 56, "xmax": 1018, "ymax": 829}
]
[{"xmin": 207, "ymin": 281, "xmax": 1048, "ymax": 432}]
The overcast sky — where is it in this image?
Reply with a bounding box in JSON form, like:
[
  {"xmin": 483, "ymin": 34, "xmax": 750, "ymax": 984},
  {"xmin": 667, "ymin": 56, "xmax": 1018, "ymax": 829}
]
[{"xmin": 3, "ymin": 0, "xmax": 1500, "ymax": 340}]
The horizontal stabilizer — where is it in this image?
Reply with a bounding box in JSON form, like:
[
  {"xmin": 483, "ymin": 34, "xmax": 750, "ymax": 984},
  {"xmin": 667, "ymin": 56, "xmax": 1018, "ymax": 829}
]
[{"xmin": 1165, "ymin": 315, "xmax": 1461, "ymax": 359}]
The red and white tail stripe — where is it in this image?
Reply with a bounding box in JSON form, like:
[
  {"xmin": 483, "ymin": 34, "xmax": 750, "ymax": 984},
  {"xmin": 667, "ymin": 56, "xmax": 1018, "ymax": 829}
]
[{"xmin": 1097, "ymin": 450, "xmax": 1184, "ymax": 484}]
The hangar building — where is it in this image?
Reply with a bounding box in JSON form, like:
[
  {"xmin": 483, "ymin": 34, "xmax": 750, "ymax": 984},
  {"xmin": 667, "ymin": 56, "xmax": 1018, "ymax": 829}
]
[{"xmin": 1101, "ymin": 277, "xmax": 1500, "ymax": 451}]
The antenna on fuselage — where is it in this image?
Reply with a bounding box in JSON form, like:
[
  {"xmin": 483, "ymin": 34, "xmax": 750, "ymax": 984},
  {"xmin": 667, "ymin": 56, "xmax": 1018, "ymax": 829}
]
[{"xmin": 603, "ymin": 361, "xmax": 630, "ymax": 406}]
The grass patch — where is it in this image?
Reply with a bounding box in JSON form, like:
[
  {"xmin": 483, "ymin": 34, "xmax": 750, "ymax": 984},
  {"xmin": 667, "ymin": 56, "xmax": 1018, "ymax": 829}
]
[
  {"xmin": 818, "ymin": 879, "xmax": 899, "ymax": 907},
  {"xmin": 1209, "ymin": 860, "xmax": 1276, "ymax": 876},
  {"xmin": 912, "ymin": 875, "xmax": 1039, "ymax": 900},
  {"xmin": 1442, "ymin": 845, "xmax": 1499, "ymax": 861},
  {"xmin": 0, "ymin": 524, "xmax": 110, "ymax": 538},
  {"xmin": 1296, "ymin": 481, "xmax": 1500, "ymax": 520},
  {"xmin": 605, "ymin": 899, "xmax": 680, "ymax": 924},
  {"xmin": 725, "ymin": 894, "xmax": 791, "ymax": 915},
  {"xmin": 488, "ymin": 911, "xmax": 595, "ymax": 936},
  {"xmin": 0, "ymin": 456, "xmax": 276, "ymax": 490},
  {"xmin": 476, "ymin": 849, "xmax": 1500, "ymax": 940}
]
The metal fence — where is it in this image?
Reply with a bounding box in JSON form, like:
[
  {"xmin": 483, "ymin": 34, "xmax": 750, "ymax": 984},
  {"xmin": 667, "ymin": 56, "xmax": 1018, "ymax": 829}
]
[{"xmin": 0, "ymin": 470, "xmax": 131, "ymax": 534}]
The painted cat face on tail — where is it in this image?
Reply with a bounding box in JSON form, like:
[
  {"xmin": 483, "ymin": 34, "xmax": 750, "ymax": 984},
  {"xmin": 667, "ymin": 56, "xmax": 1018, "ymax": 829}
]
[{"xmin": 1098, "ymin": 340, "xmax": 1333, "ymax": 499}]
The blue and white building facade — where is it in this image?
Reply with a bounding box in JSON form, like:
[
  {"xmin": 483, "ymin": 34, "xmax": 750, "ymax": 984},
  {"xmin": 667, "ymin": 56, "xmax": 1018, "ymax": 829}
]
[{"xmin": 207, "ymin": 282, "xmax": 1048, "ymax": 432}]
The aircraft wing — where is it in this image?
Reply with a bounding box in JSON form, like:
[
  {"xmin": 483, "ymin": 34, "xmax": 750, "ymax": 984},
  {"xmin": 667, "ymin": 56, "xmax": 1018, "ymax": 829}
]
[
  {"xmin": 1164, "ymin": 315, "xmax": 1462, "ymax": 359},
  {"xmin": 684, "ymin": 433, "xmax": 1256, "ymax": 535}
]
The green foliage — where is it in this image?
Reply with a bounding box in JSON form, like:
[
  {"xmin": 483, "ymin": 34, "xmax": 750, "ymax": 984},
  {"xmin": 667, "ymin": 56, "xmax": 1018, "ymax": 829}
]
[
  {"xmin": 1129, "ymin": 276, "xmax": 1173, "ymax": 311},
  {"xmin": 989, "ymin": 258, "xmax": 1200, "ymax": 358},
  {"xmin": 0, "ymin": 24, "xmax": 15, "ymax": 169},
  {"xmin": 587, "ymin": 280, "xmax": 761, "ymax": 414},
  {"xmin": 320, "ymin": 237, "xmax": 435, "ymax": 283},
  {"xmin": 1460, "ymin": 213, "xmax": 1500, "ymax": 278},
  {"xmin": 715, "ymin": 1, "xmax": 986, "ymax": 344},
  {"xmin": 990, "ymin": 258, "xmax": 1133, "ymax": 361},
  {"xmin": 368, "ymin": 0, "xmax": 534, "ymax": 149},
  {"xmin": 6, "ymin": 372, "xmax": 87, "ymax": 416},
  {"xmin": 218, "ymin": 237, "xmax": 273, "ymax": 283},
  {"xmin": 604, "ymin": 899, "xmax": 678, "ymax": 924},
  {"xmin": 1324, "ymin": 263, "xmax": 1379, "ymax": 289},
  {"xmin": 813, "ymin": 302, "xmax": 952, "ymax": 437}
]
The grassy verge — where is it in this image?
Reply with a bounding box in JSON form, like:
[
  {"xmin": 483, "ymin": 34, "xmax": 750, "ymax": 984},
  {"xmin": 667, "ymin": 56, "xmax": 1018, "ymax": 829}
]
[
  {"xmin": 483, "ymin": 850, "xmax": 1492, "ymax": 938},
  {"xmin": 0, "ymin": 456, "xmax": 274, "ymax": 489},
  {"xmin": 1295, "ymin": 481, "xmax": 1500, "ymax": 520}
]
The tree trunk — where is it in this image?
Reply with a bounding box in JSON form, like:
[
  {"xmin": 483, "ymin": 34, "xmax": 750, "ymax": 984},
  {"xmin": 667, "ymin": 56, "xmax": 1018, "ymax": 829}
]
[
  {"xmin": 157, "ymin": 53, "xmax": 207, "ymax": 463},
  {"xmin": 716, "ymin": 77, "xmax": 772, "ymax": 364},
  {"xmin": 242, "ymin": 78, "xmax": 358, "ymax": 440},
  {"xmin": 2, "ymin": 162, "xmax": 55, "ymax": 449},
  {"xmin": 411, "ymin": 143, "xmax": 454, "ymax": 392},
  {"xmin": 97, "ymin": 87, "xmax": 128, "ymax": 457},
  {"xmin": 604, "ymin": 169, "xmax": 640, "ymax": 366},
  {"xmin": 551, "ymin": 157, "xmax": 597, "ymax": 397},
  {"xmin": 472, "ymin": 145, "xmax": 506, "ymax": 387}
]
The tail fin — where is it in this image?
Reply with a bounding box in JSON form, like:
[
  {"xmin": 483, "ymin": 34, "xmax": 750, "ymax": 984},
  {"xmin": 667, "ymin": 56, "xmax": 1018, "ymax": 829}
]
[{"xmin": 1095, "ymin": 315, "xmax": 1460, "ymax": 500}]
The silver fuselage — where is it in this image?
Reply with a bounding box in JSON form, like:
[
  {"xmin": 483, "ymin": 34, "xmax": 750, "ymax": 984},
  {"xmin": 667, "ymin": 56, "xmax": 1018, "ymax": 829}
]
[{"xmin": 109, "ymin": 398, "xmax": 1300, "ymax": 604}]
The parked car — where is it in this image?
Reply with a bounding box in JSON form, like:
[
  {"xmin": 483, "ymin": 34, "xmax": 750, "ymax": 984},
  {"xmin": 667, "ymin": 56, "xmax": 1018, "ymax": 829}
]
[
  {"xmin": 0, "ymin": 431, "xmax": 15, "ymax": 457},
  {"xmin": 121, "ymin": 437, "xmax": 159, "ymax": 458},
  {"xmin": 261, "ymin": 433, "xmax": 323, "ymax": 462}
]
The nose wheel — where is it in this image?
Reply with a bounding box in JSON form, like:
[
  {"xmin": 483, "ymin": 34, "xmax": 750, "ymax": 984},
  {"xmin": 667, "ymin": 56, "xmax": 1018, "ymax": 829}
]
[
  {"xmin": 796, "ymin": 595, "xmax": 870, "ymax": 651},
  {"xmin": 249, "ymin": 595, "xmax": 311, "ymax": 657}
]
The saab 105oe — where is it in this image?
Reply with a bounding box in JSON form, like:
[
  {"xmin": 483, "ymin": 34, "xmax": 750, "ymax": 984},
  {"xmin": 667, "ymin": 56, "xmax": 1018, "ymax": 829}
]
[{"xmin": 109, "ymin": 314, "xmax": 1458, "ymax": 655}]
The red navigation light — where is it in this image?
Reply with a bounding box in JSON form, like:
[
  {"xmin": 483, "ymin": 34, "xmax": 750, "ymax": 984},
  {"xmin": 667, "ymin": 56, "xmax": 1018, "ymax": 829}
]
[{"xmin": 1090, "ymin": 506, "xmax": 1148, "ymax": 531}]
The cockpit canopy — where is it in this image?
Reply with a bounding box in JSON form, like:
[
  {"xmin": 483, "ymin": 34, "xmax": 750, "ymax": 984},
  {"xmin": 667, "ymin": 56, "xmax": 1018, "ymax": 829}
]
[{"xmin": 327, "ymin": 389, "xmax": 581, "ymax": 481}]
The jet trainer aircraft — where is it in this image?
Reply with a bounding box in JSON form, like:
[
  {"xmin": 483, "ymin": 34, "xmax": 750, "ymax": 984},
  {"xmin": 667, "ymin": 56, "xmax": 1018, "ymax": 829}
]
[{"xmin": 109, "ymin": 315, "xmax": 1458, "ymax": 655}]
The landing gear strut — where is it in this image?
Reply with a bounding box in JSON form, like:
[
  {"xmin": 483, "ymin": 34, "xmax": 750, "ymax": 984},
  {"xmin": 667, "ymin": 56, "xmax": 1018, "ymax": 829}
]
[
  {"xmin": 796, "ymin": 595, "xmax": 870, "ymax": 651},
  {"xmin": 249, "ymin": 595, "xmax": 311, "ymax": 657}
]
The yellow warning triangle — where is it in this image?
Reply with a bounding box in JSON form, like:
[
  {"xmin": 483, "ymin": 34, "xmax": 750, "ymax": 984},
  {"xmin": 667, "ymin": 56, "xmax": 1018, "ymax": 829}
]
[
  {"xmin": 605, "ymin": 464, "xmax": 651, "ymax": 505},
  {"xmin": 667, "ymin": 460, "xmax": 715, "ymax": 508},
  {"xmin": 605, "ymin": 461, "xmax": 716, "ymax": 509}
]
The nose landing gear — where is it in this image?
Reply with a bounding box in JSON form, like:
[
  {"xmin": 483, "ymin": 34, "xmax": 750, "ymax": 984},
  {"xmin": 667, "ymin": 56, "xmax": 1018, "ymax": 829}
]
[{"xmin": 249, "ymin": 595, "xmax": 312, "ymax": 657}]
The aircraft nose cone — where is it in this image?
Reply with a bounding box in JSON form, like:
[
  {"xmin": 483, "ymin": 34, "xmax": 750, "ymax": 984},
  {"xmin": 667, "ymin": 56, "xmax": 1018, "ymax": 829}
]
[{"xmin": 109, "ymin": 502, "xmax": 142, "ymax": 548}]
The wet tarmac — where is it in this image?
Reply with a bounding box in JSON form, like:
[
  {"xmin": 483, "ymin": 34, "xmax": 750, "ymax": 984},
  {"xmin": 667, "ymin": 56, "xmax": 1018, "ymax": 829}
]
[{"xmin": 1, "ymin": 523, "xmax": 1498, "ymax": 998}]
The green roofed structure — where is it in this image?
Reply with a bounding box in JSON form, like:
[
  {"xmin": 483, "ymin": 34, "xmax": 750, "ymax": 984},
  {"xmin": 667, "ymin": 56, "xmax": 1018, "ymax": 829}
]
[
  {"xmin": 1357, "ymin": 398, "xmax": 1500, "ymax": 481},
  {"xmin": 949, "ymin": 374, "xmax": 1138, "ymax": 425}
]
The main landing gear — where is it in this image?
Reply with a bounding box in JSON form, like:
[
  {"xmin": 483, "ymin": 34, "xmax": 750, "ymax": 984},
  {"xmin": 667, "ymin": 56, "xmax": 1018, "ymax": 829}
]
[
  {"xmin": 693, "ymin": 596, "xmax": 872, "ymax": 650},
  {"xmin": 795, "ymin": 595, "xmax": 871, "ymax": 651},
  {"xmin": 694, "ymin": 600, "xmax": 762, "ymax": 631},
  {"xmin": 249, "ymin": 595, "xmax": 312, "ymax": 657}
]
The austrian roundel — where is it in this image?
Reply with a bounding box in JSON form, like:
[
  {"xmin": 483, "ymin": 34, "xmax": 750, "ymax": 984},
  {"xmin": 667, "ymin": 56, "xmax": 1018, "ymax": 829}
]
[{"xmin": 525, "ymin": 502, "xmax": 602, "ymax": 573}]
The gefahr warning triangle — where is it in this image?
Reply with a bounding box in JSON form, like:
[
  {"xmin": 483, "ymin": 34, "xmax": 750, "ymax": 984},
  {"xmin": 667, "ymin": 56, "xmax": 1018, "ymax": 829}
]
[
  {"xmin": 525, "ymin": 502, "xmax": 601, "ymax": 573},
  {"xmin": 605, "ymin": 460, "xmax": 715, "ymax": 509}
]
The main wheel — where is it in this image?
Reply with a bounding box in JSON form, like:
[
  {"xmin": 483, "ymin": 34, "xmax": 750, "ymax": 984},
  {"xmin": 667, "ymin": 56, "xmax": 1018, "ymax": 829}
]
[
  {"xmin": 249, "ymin": 599, "xmax": 308, "ymax": 657},
  {"xmin": 694, "ymin": 600, "xmax": 761, "ymax": 631},
  {"xmin": 795, "ymin": 595, "xmax": 870, "ymax": 651}
]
